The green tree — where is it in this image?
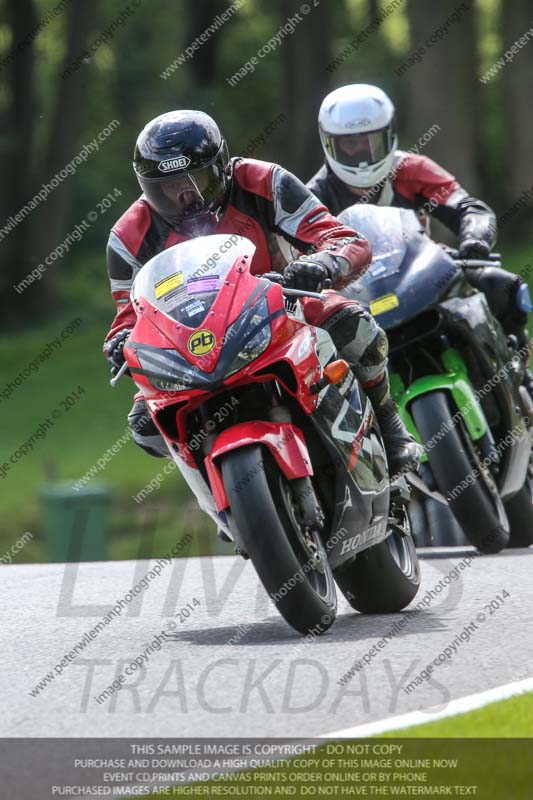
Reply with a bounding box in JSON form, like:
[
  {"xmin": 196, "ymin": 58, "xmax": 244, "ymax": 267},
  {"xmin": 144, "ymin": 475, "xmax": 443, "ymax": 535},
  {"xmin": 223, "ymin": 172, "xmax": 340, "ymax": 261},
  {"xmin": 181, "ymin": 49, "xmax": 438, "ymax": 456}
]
[
  {"xmin": 502, "ymin": 0, "xmax": 533, "ymax": 224},
  {"xmin": 404, "ymin": 0, "xmax": 480, "ymax": 192}
]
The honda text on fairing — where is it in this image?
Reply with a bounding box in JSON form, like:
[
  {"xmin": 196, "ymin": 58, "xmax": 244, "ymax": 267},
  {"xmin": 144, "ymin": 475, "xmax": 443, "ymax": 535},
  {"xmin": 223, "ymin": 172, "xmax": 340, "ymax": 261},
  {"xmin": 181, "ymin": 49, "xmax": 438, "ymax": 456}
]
[
  {"xmin": 339, "ymin": 205, "xmax": 533, "ymax": 552},
  {"xmin": 112, "ymin": 234, "xmax": 420, "ymax": 635}
]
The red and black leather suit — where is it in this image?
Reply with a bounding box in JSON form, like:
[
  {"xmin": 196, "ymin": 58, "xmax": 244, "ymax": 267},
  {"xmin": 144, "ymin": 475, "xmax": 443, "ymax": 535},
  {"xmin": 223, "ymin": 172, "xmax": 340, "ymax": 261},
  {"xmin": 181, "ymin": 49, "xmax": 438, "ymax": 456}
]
[
  {"xmin": 307, "ymin": 150, "xmax": 496, "ymax": 248},
  {"xmin": 105, "ymin": 158, "xmax": 389, "ymax": 456},
  {"xmin": 307, "ymin": 152, "xmax": 530, "ymax": 363}
]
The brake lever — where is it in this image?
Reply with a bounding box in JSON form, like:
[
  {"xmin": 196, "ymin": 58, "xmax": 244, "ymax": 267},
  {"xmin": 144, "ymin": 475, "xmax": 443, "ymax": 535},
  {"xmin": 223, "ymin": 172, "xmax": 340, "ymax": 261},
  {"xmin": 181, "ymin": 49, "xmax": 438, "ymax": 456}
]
[
  {"xmin": 282, "ymin": 287, "xmax": 326, "ymax": 301},
  {"xmin": 447, "ymin": 247, "xmax": 502, "ymax": 266},
  {"xmin": 110, "ymin": 360, "xmax": 129, "ymax": 387}
]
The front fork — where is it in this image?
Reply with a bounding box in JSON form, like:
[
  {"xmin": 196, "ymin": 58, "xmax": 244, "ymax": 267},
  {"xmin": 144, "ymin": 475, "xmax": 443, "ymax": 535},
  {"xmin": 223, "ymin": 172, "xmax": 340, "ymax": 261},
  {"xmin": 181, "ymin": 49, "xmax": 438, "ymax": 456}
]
[{"xmin": 291, "ymin": 475, "xmax": 325, "ymax": 531}]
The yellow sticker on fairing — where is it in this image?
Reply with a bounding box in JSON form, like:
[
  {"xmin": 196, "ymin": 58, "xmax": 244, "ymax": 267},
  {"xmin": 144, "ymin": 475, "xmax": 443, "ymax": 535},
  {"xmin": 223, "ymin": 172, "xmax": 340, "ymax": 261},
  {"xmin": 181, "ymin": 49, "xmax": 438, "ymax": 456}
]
[
  {"xmin": 154, "ymin": 272, "xmax": 184, "ymax": 298},
  {"xmin": 187, "ymin": 329, "xmax": 216, "ymax": 356},
  {"xmin": 370, "ymin": 293, "xmax": 399, "ymax": 315}
]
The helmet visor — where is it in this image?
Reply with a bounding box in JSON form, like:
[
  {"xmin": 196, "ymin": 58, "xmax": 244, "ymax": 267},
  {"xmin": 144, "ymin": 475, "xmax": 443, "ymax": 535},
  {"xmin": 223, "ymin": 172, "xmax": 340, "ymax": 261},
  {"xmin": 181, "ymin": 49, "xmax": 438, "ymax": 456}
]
[
  {"xmin": 139, "ymin": 162, "xmax": 227, "ymax": 227},
  {"xmin": 323, "ymin": 126, "xmax": 394, "ymax": 168}
]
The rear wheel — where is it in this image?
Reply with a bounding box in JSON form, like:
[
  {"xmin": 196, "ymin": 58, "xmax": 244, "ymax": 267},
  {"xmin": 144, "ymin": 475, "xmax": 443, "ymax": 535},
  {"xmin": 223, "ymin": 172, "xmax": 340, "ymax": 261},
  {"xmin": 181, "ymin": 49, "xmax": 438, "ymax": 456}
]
[
  {"xmin": 221, "ymin": 445, "xmax": 337, "ymax": 635},
  {"xmin": 333, "ymin": 505, "xmax": 420, "ymax": 613},
  {"xmin": 411, "ymin": 391, "xmax": 509, "ymax": 553}
]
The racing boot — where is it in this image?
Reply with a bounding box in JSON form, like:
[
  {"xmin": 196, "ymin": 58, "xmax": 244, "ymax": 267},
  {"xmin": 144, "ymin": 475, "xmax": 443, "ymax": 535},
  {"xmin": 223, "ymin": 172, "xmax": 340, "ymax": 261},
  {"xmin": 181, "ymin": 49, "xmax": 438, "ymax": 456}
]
[
  {"xmin": 364, "ymin": 373, "xmax": 423, "ymax": 477},
  {"xmin": 128, "ymin": 398, "xmax": 169, "ymax": 458}
]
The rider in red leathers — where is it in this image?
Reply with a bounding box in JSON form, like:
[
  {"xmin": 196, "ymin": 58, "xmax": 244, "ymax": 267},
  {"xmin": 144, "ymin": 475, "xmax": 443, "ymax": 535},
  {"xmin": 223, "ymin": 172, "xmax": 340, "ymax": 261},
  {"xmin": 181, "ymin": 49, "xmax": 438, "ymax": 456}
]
[
  {"xmin": 307, "ymin": 84, "xmax": 533, "ymax": 396},
  {"xmin": 104, "ymin": 110, "xmax": 422, "ymax": 475}
]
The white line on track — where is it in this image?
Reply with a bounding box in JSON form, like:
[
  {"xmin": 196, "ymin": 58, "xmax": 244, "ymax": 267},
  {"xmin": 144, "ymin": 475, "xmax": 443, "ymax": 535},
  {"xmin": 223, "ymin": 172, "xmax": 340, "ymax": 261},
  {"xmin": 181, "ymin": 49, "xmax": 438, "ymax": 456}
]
[{"xmin": 324, "ymin": 676, "xmax": 533, "ymax": 738}]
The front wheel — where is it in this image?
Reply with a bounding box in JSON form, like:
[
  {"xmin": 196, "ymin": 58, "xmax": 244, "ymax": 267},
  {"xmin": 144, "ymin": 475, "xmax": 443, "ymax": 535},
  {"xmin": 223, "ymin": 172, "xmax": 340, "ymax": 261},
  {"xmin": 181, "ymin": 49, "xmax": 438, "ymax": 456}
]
[
  {"xmin": 333, "ymin": 506, "xmax": 420, "ymax": 613},
  {"xmin": 411, "ymin": 391, "xmax": 509, "ymax": 553},
  {"xmin": 221, "ymin": 445, "xmax": 337, "ymax": 635}
]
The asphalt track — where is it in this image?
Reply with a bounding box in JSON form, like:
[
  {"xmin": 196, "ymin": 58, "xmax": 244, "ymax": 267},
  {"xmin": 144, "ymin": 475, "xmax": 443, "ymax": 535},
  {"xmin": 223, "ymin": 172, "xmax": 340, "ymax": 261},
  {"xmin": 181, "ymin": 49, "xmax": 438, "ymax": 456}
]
[{"xmin": 2, "ymin": 547, "xmax": 532, "ymax": 737}]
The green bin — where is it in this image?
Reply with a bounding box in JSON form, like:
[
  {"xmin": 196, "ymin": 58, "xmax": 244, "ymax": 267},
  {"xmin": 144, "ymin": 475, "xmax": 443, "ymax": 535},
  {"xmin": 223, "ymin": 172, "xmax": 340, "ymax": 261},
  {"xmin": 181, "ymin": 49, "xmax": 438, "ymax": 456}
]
[{"xmin": 39, "ymin": 482, "xmax": 112, "ymax": 562}]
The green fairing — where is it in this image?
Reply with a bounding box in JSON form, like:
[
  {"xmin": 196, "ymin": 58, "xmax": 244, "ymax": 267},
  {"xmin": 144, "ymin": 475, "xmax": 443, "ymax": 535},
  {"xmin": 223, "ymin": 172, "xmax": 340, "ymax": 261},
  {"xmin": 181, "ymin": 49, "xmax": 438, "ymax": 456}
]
[{"xmin": 389, "ymin": 349, "xmax": 488, "ymax": 462}]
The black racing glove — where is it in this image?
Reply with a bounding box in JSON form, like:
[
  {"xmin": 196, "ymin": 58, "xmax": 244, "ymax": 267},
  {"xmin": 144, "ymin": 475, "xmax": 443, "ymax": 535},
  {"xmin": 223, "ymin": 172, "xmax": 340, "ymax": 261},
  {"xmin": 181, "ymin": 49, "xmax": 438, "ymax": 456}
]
[
  {"xmin": 104, "ymin": 329, "xmax": 132, "ymax": 376},
  {"xmin": 458, "ymin": 238, "xmax": 491, "ymax": 261},
  {"xmin": 282, "ymin": 257, "xmax": 333, "ymax": 292}
]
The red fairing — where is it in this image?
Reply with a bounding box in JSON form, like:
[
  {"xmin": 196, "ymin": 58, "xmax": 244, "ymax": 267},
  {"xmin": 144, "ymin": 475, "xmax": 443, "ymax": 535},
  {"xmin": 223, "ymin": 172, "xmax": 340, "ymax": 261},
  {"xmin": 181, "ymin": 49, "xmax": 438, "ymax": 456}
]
[
  {"xmin": 125, "ymin": 257, "xmax": 322, "ymax": 449},
  {"xmin": 394, "ymin": 153, "xmax": 461, "ymax": 206},
  {"xmin": 124, "ymin": 253, "xmax": 327, "ymax": 490},
  {"xmin": 205, "ymin": 422, "xmax": 313, "ymax": 512},
  {"xmin": 129, "ymin": 254, "xmax": 318, "ymax": 394},
  {"xmin": 130, "ymin": 255, "xmax": 267, "ymax": 373}
]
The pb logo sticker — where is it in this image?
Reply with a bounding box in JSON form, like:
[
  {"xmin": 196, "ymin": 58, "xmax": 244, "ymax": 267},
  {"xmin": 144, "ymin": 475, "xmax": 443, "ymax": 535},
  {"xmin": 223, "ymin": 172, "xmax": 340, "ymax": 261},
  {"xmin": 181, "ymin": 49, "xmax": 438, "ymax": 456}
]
[{"xmin": 188, "ymin": 329, "xmax": 216, "ymax": 356}]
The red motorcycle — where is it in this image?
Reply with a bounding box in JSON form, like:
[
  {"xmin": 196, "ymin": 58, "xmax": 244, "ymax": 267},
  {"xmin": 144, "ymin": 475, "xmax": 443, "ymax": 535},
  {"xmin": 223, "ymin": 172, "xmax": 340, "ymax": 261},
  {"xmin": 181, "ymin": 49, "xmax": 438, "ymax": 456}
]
[{"xmin": 115, "ymin": 234, "xmax": 420, "ymax": 635}]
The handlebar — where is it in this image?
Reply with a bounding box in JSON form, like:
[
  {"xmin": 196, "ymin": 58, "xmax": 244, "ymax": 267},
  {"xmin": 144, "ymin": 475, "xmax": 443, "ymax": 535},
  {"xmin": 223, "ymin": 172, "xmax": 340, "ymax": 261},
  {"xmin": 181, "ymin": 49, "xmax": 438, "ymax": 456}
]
[
  {"xmin": 456, "ymin": 258, "xmax": 502, "ymax": 269},
  {"xmin": 454, "ymin": 258, "xmax": 502, "ymax": 269},
  {"xmin": 445, "ymin": 249, "xmax": 502, "ymax": 269},
  {"xmin": 446, "ymin": 248, "xmax": 501, "ymax": 261},
  {"xmin": 262, "ymin": 273, "xmax": 331, "ymax": 300}
]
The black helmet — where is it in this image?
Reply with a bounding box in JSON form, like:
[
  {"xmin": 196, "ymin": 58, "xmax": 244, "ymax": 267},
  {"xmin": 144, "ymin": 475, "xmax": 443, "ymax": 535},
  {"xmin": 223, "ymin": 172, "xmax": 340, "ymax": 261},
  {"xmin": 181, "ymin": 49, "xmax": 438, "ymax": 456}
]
[{"xmin": 133, "ymin": 110, "xmax": 230, "ymax": 232}]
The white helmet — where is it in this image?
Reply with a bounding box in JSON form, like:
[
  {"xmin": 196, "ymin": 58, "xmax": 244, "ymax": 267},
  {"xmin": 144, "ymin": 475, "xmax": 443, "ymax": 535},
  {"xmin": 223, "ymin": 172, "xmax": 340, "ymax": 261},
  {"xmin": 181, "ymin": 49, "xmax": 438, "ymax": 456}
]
[{"xmin": 318, "ymin": 84, "xmax": 397, "ymax": 189}]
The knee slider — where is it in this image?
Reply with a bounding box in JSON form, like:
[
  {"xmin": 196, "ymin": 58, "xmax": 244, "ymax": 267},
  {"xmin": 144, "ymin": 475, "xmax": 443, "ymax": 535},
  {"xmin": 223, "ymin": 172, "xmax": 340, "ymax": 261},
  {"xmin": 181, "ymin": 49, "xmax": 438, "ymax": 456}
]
[
  {"xmin": 360, "ymin": 326, "xmax": 389, "ymax": 369},
  {"xmin": 354, "ymin": 328, "xmax": 388, "ymax": 385},
  {"xmin": 321, "ymin": 305, "xmax": 363, "ymax": 352}
]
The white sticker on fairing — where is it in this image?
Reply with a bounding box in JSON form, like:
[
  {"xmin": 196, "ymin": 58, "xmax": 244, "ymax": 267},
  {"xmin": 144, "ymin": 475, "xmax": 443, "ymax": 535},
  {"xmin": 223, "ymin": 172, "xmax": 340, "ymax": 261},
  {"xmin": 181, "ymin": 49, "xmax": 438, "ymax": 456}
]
[
  {"xmin": 185, "ymin": 300, "xmax": 205, "ymax": 316},
  {"xmin": 297, "ymin": 330, "xmax": 312, "ymax": 359}
]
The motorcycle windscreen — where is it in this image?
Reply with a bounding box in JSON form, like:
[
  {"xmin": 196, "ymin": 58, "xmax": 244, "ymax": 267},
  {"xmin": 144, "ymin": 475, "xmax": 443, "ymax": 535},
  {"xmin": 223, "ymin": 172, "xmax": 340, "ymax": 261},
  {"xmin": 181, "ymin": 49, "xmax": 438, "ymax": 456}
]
[
  {"xmin": 131, "ymin": 234, "xmax": 256, "ymax": 326},
  {"xmin": 339, "ymin": 205, "xmax": 422, "ymax": 278},
  {"xmin": 339, "ymin": 204, "xmax": 460, "ymax": 328}
]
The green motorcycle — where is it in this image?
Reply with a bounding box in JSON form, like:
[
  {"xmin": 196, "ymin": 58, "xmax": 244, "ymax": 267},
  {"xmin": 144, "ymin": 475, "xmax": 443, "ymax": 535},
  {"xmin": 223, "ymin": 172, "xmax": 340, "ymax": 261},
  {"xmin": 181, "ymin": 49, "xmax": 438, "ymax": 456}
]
[{"xmin": 340, "ymin": 205, "xmax": 533, "ymax": 552}]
